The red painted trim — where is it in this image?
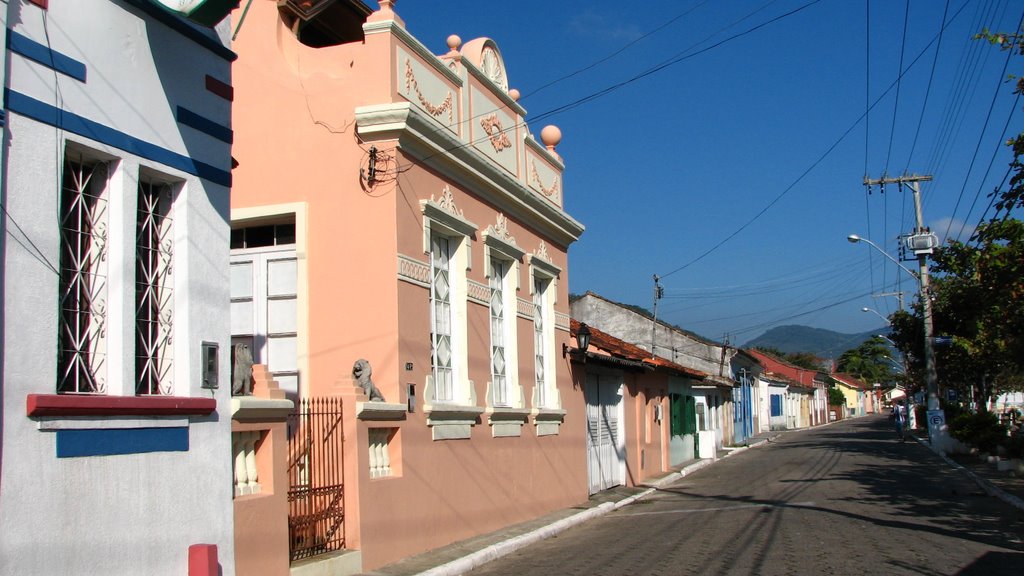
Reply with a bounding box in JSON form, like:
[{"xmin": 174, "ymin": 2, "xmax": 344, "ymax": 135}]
[
  {"xmin": 27, "ymin": 0, "xmax": 48, "ymax": 9},
  {"xmin": 188, "ymin": 544, "xmax": 219, "ymax": 576},
  {"xmin": 26, "ymin": 394, "xmax": 216, "ymax": 417},
  {"xmin": 205, "ymin": 75, "xmax": 233, "ymax": 101}
]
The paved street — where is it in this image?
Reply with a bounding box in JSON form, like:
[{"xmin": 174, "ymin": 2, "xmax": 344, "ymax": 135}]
[{"xmin": 468, "ymin": 416, "xmax": 1024, "ymax": 576}]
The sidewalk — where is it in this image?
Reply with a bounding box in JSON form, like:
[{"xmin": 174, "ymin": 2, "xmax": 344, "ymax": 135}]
[
  {"xmin": 358, "ymin": 431, "xmax": 780, "ymax": 576},
  {"xmin": 911, "ymin": 433, "xmax": 1024, "ymax": 511}
]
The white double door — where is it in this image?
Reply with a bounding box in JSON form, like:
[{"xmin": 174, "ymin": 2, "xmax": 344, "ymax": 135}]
[
  {"xmin": 585, "ymin": 372, "xmax": 625, "ymax": 495},
  {"xmin": 230, "ymin": 248, "xmax": 299, "ymax": 398}
]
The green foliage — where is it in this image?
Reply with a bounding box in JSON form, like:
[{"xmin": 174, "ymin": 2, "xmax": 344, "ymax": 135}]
[
  {"xmin": 949, "ymin": 411, "xmax": 1008, "ymax": 454},
  {"xmin": 886, "ymin": 29, "xmax": 1024, "ymax": 407},
  {"xmin": 827, "ymin": 386, "xmax": 846, "ymax": 407},
  {"xmin": 836, "ymin": 336, "xmax": 899, "ymax": 385},
  {"xmin": 753, "ymin": 346, "xmax": 786, "ymax": 358},
  {"xmin": 785, "ymin": 352, "xmax": 823, "ymax": 370}
]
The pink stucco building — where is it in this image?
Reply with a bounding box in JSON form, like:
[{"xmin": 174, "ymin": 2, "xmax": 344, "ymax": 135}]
[{"xmin": 230, "ymin": 1, "xmax": 585, "ymax": 571}]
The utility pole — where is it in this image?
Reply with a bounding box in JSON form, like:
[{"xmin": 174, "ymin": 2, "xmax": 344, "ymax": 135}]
[
  {"xmin": 651, "ymin": 274, "xmax": 663, "ymax": 358},
  {"xmin": 875, "ymin": 290, "xmax": 905, "ymax": 310},
  {"xmin": 864, "ymin": 173, "xmax": 948, "ymax": 450}
]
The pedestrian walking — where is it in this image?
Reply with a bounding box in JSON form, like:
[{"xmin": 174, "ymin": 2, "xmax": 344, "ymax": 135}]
[{"xmin": 892, "ymin": 401, "xmax": 907, "ymax": 442}]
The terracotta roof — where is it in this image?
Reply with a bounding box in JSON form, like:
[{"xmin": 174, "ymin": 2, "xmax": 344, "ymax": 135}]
[
  {"xmin": 571, "ymin": 319, "xmax": 707, "ymax": 379},
  {"xmin": 745, "ymin": 349, "xmax": 823, "ymax": 387},
  {"xmin": 831, "ymin": 372, "xmax": 872, "ymax": 390}
]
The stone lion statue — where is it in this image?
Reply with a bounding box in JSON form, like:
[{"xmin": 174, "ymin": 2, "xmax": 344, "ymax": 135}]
[
  {"xmin": 231, "ymin": 343, "xmax": 253, "ymax": 396},
  {"xmin": 353, "ymin": 359, "xmax": 384, "ymax": 401}
]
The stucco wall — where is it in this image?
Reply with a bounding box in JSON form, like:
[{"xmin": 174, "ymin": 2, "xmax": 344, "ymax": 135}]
[
  {"xmin": 229, "ymin": 2, "xmax": 586, "ymax": 571},
  {"xmin": 1, "ymin": 2, "xmax": 235, "ymax": 574},
  {"xmin": 571, "ymin": 294, "xmax": 729, "ymax": 377}
]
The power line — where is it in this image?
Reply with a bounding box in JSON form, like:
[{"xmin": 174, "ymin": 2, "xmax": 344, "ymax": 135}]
[
  {"xmin": 941, "ymin": 6, "xmax": 1022, "ymax": 243},
  {"xmin": 660, "ymin": 0, "xmax": 973, "ymax": 282},
  {"xmin": 520, "ymin": 0, "xmax": 716, "ymax": 101},
  {"xmin": 905, "ymin": 0, "xmax": 951, "ymax": 170},
  {"xmin": 416, "ymin": 0, "xmax": 825, "ymax": 166}
]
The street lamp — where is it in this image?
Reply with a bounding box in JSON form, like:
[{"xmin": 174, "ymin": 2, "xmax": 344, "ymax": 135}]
[
  {"xmin": 861, "ymin": 307, "xmax": 890, "ymax": 325},
  {"xmin": 848, "ymin": 232, "xmax": 946, "ymax": 450},
  {"xmin": 847, "ymin": 235, "xmax": 919, "ymax": 279}
]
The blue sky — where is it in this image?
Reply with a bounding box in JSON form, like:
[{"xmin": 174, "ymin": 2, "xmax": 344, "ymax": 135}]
[{"xmin": 393, "ymin": 0, "xmax": 1023, "ymax": 348}]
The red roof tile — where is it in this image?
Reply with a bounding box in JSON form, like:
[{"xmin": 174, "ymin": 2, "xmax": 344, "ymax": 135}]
[{"xmin": 571, "ymin": 319, "xmax": 707, "ymax": 379}]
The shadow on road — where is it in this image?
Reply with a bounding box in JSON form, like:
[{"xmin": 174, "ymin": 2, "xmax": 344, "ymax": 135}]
[{"xmin": 656, "ymin": 415, "xmax": 1024, "ymax": 562}]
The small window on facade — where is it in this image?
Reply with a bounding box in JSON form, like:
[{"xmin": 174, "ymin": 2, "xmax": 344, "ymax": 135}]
[
  {"xmin": 533, "ymin": 276, "xmax": 549, "ymax": 407},
  {"xmin": 57, "ymin": 155, "xmax": 110, "ymax": 394},
  {"xmin": 231, "ymin": 223, "xmax": 296, "ymax": 249},
  {"xmin": 135, "ymin": 178, "xmax": 175, "ymax": 395},
  {"xmin": 430, "ymin": 233, "xmax": 454, "ymax": 402},
  {"xmin": 489, "ymin": 258, "xmax": 508, "ymax": 407}
]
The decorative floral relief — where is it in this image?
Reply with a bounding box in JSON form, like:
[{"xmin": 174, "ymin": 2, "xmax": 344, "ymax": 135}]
[
  {"xmin": 533, "ymin": 241, "xmax": 551, "ymax": 262},
  {"xmin": 431, "ymin": 185, "xmax": 464, "ymax": 218},
  {"xmin": 530, "ymin": 161, "xmax": 561, "ymax": 201},
  {"xmin": 486, "ymin": 213, "xmax": 517, "ymax": 244},
  {"xmin": 480, "ymin": 114, "xmax": 512, "ymax": 152},
  {"xmin": 405, "ymin": 59, "xmax": 454, "ymax": 124}
]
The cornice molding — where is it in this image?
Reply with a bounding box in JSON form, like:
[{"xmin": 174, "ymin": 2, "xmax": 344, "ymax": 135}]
[
  {"xmin": 355, "ymin": 103, "xmax": 584, "ymax": 247},
  {"xmin": 365, "ymin": 20, "xmax": 463, "ymax": 87}
]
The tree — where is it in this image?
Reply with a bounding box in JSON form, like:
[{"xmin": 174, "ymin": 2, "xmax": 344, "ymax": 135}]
[
  {"xmin": 753, "ymin": 347, "xmax": 824, "ymax": 370},
  {"xmin": 827, "ymin": 386, "xmax": 846, "ymax": 407},
  {"xmin": 887, "ymin": 28, "xmax": 1024, "ymax": 410},
  {"xmin": 836, "ymin": 336, "xmax": 899, "ymax": 385}
]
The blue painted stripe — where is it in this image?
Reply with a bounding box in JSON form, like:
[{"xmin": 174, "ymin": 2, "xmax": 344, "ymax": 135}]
[
  {"xmin": 7, "ymin": 30, "xmax": 87, "ymax": 82},
  {"xmin": 56, "ymin": 427, "xmax": 189, "ymax": 458},
  {"xmin": 6, "ymin": 90, "xmax": 232, "ymax": 187},
  {"xmin": 121, "ymin": 0, "xmax": 237, "ymax": 63},
  {"xmin": 177, "ymin": 106, "xmax": 233, "ymax": 144}
]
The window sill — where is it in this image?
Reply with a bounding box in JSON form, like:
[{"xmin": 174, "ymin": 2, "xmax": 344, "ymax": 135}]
[
  {"xmin": 532, "ymin": 407, "xmax": 566, "ymax": 437},
  {"xmin": 424, "ymin": 403, "xmax": 484, "ymax": 440},
  {"xmin": 27, "ymin": 394, "xmax": 217, "ymax": 418},
  {"xmin": 357, "ymin": 401, "xmax": 408, "ymax": 421},
  {"xmin": 487, "ymin": 406, "xmax": 530, "ymax": 438}
]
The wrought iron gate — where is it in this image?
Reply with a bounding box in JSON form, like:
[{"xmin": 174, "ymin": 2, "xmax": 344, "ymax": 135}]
[{"xmin": 287, "ymin": 397, "xmax": 345, "ymax": 561}]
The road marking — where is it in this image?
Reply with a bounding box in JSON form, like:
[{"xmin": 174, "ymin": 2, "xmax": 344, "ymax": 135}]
[{"xmin": 614, "ymin": 501, "xmax": 817, "ymax": 517}]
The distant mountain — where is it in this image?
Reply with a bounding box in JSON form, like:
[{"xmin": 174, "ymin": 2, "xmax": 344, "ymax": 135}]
[{"xmin": 742, "ymin": 325, "xmax": 887, "ymax": 359}]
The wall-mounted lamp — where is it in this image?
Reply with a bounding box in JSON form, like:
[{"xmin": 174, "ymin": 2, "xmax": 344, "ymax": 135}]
[{"xmin": 563, "ymin": 323, "xmax": 593, "ymax": 360}]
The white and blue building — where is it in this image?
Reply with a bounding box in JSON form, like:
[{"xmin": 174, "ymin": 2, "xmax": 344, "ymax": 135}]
[{"xmin": 1, "ymin": 1, "xmax": 236, "ymax": 574}]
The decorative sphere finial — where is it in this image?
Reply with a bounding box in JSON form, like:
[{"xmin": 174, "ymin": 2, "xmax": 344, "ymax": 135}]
[
  {"xmin": 447, "ymin": 35, "xmax": 462, "ymax": 51},
  {"xmin": 540, "ymin": 125, "xmax": 562, "ymax": 150},
  {"xmin": 508, "ymin": 88, "xmax": 520, "ymax": 101}
]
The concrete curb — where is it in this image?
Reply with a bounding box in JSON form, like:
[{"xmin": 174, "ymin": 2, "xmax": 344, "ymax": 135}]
[
  {"xmin": 916, "ymin": 436, "xmax": 1024, "ymax": 513},
  {"xmin": 414, "ymin": 502, "xmax": 616, "ymax": 576},
  {"xmin": 414, "ymin": 435, "xmax": 779, "ymax": 576}
]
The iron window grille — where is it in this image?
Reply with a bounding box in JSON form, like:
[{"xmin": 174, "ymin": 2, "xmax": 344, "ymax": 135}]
[
  {"xmin": 135, "ymin": 179, "xmax": 174, "ymax": 395},
  {"xmin": 57, "ymin": 157, "xmax": 110, "ymax": 394}
]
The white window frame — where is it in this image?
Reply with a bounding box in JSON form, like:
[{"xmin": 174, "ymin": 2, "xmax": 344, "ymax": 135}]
[
  {"xmin": 528, "ymin": 251, "xmax": 565, "ymax": 436},
  {"xmin": 420, "ymin": 192, "xmax": 483, "ymax": 440},
  {"xmin": 430, "ymin": 232, "xmax": 457, "ymax": 402},
  {"xmin": 481, "ymin": 223, "xmax": 529, "ymax": 436},
  {"xmin": 57, "ymin": 143, "xmax": 182, "ymax": 397}
]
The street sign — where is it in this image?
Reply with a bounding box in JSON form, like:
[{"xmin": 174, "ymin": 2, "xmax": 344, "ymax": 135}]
[
  {"xmin": 932, "ymin": 336, "xmax": 953, "ymax": 346},
  {"xmin": 928, "ymin": 410, "xmax": 946, "ymax": 430},
  {"xmin": 946, "ymin": 389, "xmax": 957, "ymax": 402}
]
